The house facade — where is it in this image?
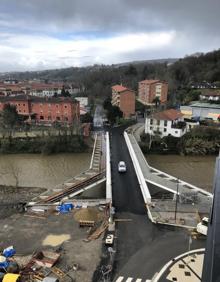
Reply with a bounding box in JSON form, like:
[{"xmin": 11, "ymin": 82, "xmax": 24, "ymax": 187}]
[
  {"xmin": 111, "ymin": 85, "xmax": 135, "ymax": 118},
  {"xmin": 138, "ymin": 79, "xmax": 168, "ymax": 104},
  {"xmin": 145, "ymin": 109, "xmax": 186, "ymax": 138},
  {"xmin": 180, "ymin": 103, "xmax": 220, "ymax": 121},
  {"xmin": 0, "ymin": 95, "xmax": 80, "ymax": 124},
  {"xmin": 200, "ymin": 92, "xmax": 220, "ymax": 101}
]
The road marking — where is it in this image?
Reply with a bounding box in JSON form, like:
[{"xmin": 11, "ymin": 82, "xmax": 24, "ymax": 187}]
[
  {"xmin": 126, "ymin": 278, "xmax": 133, "ymax": 282},
  {"xmin": 115, "ymin": 276, "xmax": 124, "ymax": 282},
  {"xmin": 136, "ymin": 279, "xmax": 142, "ymax": 282}
]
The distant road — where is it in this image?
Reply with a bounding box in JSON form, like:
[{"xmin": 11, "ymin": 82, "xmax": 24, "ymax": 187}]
[{"xmin": 93, "ymin": 105, "xmax": 105, "ymax": 128}]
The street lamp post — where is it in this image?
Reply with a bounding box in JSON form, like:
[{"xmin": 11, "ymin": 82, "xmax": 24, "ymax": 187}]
[{"xmin": 174, "ymin": 178, "xmax": 179, "ymax": 223}]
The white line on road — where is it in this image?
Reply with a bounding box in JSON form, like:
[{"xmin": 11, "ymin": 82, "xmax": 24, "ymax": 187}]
[
  {"xmin": 115, "ymin": 277, "xmax": 124, "ymax": 282},
  {"xmin": 136, "ymin": 279, "xmax": 142, "ymax": 282},
  {"xmin": 126, "ymin": 278, "xmax": 133, "ymax": 282}
]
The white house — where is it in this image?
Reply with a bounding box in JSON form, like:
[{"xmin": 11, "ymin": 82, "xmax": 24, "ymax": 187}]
[
  {"xmin": 75, "ymin": 97, "xmax": 88, "ymax": 107},
  {"xmin": 145, "ymin": 109, "xmax": 187, "ymax": 138},
  {"xmin": 200, "ymin": 92, "xmax": 220, "ymax": 101}
]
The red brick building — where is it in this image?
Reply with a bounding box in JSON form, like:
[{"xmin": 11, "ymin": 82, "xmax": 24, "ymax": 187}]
[
  {"xmin": 0, "ymin": 95, "xmax": 80, "ymax": 124},
  {"xmin": 138, "ymin": 79, "xmax": 168, "ymax": 104},
  {"xmin": 111, "ymin": 85, "xmax": 135, "ymax": 118}
]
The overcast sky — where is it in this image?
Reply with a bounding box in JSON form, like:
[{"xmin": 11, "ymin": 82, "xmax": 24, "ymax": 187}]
[{"xmin": 0, "ymin": 0, "xmax": 220, "ymax": 72}]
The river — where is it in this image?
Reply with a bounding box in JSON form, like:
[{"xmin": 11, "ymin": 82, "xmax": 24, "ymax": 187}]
[
  {"xmin": 0, "ymin": 153, "xmax": 91, "ymax": 189},
  {"xmin": 146, "ymin": 154, "xmax": 216, "ymax": 192}
]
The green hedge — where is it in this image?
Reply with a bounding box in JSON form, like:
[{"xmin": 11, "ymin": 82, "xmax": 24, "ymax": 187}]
[{"xmin": 0, "ymin": 135, "xmax": 88, "ymax": 154}]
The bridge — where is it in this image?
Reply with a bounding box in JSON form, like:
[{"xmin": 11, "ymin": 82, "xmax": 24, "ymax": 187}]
[
  {"xmin": 125, "ymin": 124, "xmax": 212, "ymax": 228},
  {"xmin": 28, "ymin": 131, "xmax": 112, "ymax": 208},
  {"xmin": 27, "ymin": 119, "xmax": 213, "ymax": 281}
]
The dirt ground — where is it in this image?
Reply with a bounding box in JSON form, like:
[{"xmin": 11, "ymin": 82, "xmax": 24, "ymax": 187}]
[
  {"xmin": 0, "ymin": 208, "xmax": 105, "ymax": 282},
  {"xmin": 0, "ymin": 186, "xmax": 46, "ymax": 218}
]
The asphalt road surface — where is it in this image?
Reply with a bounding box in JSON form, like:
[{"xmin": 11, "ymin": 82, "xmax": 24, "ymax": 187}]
[
  {"xmin": 93, "ymin": 104, "xmax": 105, "ymax": 128},
  {"xmin": 110, "ymin": 126, "xmax": 205, "ymax": 281}
]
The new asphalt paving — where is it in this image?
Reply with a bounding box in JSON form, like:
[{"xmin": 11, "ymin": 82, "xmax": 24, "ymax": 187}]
[{"xmin": 110, "ymin": 126, "xmax": 205, "ymax": 281}]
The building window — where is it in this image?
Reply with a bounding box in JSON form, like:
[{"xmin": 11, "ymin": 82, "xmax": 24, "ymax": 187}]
[
  {"xmin": 164, "ymin": 128, "xmax": 167, "ymax": 132},
  {"xmin": 157, "ymin": 120, "xmax": 160, "ymax": 126},
  {"xmin": 48, "ymin": 116, "xmax": 51, "ymax": 120},
  {"xmin": 175, "ymin": 131, "xmax": 178, "ymax": 134},
  {"xmin": 65, "ymin": 117, "xmax": 68, "ymax": 121},
  {"xmin": 150, "ymin": 119, "xmax": 153, "ymax": 125},
  {"xmin": 64, "ymin": 105, "xmax": 67, "ymax": 108},
  {"xmin": 164, "ymin": 120, "xmax": 167, "ymax": 126},
  {"xmin": 56, "ymin": 116, "xmax": 60, "ymax": 121},
  {"xmin": 56, "ymin": 104, "xmax": 59, "ymax": 108},
  {"xmin": 150, "ymin": 126, "xmax": 153, "ymax": 130},
  {"xmin": 40, "ymin": 116, "xmax": 44, "ymax": 120}
]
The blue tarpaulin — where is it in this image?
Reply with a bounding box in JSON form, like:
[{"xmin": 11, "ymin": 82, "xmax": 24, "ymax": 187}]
[
  {"xmin": 3, "ymin": 246, "xmax": 16, "ymax": 258},
  {"xmin": 57, "ymin": 203, "xmax": 74, "ymax": 213}
]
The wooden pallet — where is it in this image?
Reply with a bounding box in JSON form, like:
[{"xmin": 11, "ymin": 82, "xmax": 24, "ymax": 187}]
[{"xmin": 51, "ymin": 266, "xmax": 66, "ymax": 279}]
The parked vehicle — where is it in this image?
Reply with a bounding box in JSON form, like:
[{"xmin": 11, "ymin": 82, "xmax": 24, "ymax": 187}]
[
  {"xmin": 118, "ymin": 161, "xmax": 126, "ymax": 173},
  {"xmin": 105, "ymin": 234, "xmax": 114, "ymax": 245},
  {"xmin": 196, "ymin": 217, "xmax": 208, "ymax": 236}
]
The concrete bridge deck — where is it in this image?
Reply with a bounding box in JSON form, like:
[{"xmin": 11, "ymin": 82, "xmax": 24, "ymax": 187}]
[
  {"xmin": 30, "ymin": 132, "xmax": 107, "ymax": 205},
  {"xmin": 125, "ymin": 124, "xmax": 213, "ymax": 228}
]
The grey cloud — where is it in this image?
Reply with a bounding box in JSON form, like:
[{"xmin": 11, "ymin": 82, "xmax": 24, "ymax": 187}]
[
  {"xmin": 1, "ymin": 0, "xmax": 219, "ymax": 34},
  {"xmin": 0, "ymin": 0, "xmax": 220, "ymax": 71}
]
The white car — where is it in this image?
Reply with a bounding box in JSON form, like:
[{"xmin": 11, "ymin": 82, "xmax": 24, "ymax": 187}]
[
  {"xmin": 105, "ymin": 234, "xmax": 114, "ymax": 245},
  {"xmin": 196, "ymin": 217, "xmax": 208, "ymax": 236},
  {"xmin": 118, "ymin": 161, "xmax": 126, "ymax": 173}
]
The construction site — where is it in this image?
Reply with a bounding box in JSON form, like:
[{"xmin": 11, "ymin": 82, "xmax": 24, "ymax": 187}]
[{"xmin": 0, "ymin": 132, "xmax": 112, "ymax": 282}]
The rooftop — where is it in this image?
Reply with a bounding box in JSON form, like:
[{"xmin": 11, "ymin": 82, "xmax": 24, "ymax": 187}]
[
  {"xmin": 0, "ymin": 95, "xmax": 78, "ymax": 104},
  {"xmin": 190, "ymin": 102, "xmax": 220, "ymax": 109},
  {"xmin": 111, "ymin": 84, "xmax": 129, "ymax": 93},
  {"xmin": 139, "ymin": 79, "xmax": 164, "ymax": 84},
  {"xmin": 151, "ymin": 109, "xmax": 184, "ymax": 121}
]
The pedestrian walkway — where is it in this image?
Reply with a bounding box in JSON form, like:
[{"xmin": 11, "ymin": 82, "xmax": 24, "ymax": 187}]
[
  {"xmin": 125, "ymin": 124, "xmax": 213, "ymax": 228},
  {"xmin": 115, "ymin": 276, "xmax": 151, "ymax": 282},
  {"xmin": 152, "ymin": 249, "xmax": 204, "ymax": 282}
]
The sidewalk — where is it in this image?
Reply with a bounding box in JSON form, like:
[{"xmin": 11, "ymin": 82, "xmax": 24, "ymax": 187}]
[{"xmin": 152, "ymin": 249, "xmax": 205, "ymax": 282}]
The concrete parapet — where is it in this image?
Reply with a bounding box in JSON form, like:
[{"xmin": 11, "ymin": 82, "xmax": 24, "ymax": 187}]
[{"xmin": 124, "ymin": 131, "xmax": 151, "ymax": 204}]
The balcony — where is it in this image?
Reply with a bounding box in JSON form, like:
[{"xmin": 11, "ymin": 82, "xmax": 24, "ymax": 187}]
[{"xmin": 171, "ymin": 121, "xmax": 186, "ymax": 129}]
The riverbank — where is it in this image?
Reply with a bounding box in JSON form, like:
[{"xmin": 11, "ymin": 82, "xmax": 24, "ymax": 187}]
[
  {"xmin": 0, "ymin": 134, "xmax": 90, "ymax": 154},
  {"xmin": 140, "ymin": 126, "xmax": 220, "ymax": 156},
  {"xmin": 0, "ymin": 185, "xmax": 46, "ymax": 218}
]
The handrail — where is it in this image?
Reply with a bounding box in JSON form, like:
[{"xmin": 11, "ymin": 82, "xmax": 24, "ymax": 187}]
[{"xmin": 42, "ymin": 170, "xmax": 106, "ymax": 203}]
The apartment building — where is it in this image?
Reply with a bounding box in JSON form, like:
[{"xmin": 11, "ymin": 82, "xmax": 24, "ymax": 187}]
[
  {"xmin": 138, "ymin": 79, "xmax": 168, "ymax": 104},
  {"xmin": 0, "ymin": 95, "xmax": 80, "ymax": 124},
  {"xmin": 145, "ymin": 109, "xmax": 186, "ymax": 138},
  {"xmin": 111, "ymin": 85, "xmax": 135, "ymax": 118}
]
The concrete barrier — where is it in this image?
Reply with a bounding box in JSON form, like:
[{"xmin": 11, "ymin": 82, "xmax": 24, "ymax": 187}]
[
  {"xmin": 89, "ymin": 133, "xmax": 98, "ymax": 169},
  {"xmin": 124, "ymin": 131, "xmax": 151, "ymax": 204}
]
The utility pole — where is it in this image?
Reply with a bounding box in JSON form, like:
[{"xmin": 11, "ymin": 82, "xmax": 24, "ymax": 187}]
[{"xmin": 174, "ymin": 178, "xmax": 179, "ymax": 223}]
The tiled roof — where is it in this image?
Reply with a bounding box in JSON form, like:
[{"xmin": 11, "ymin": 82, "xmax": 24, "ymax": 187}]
[
  {"xmin": 152, "ymin": 109, "xmax": 184, "ymax": 121},
  {"xmin": 112, "ymin": 84, "xmax": 128, "ymax": 93},
  {"xmin": 139, "ymin": 79, "xmax": 160, "ymax": 84},
  {"xmin": 0, "ymin": 95, "xmax": 78, "ymax": 104}
]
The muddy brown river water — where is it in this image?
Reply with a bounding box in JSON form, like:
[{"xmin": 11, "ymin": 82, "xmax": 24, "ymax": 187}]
[
  {"xmin": 146, "ymin": 154, "xmax": 216, "ymax": 192},
  {"xmin": 0, "ymin": 153, "xmax": 91, "ymax": 189},
  {"xmin": 0, "ymin": 152, "xmax": 216, "ymax": 193}
]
